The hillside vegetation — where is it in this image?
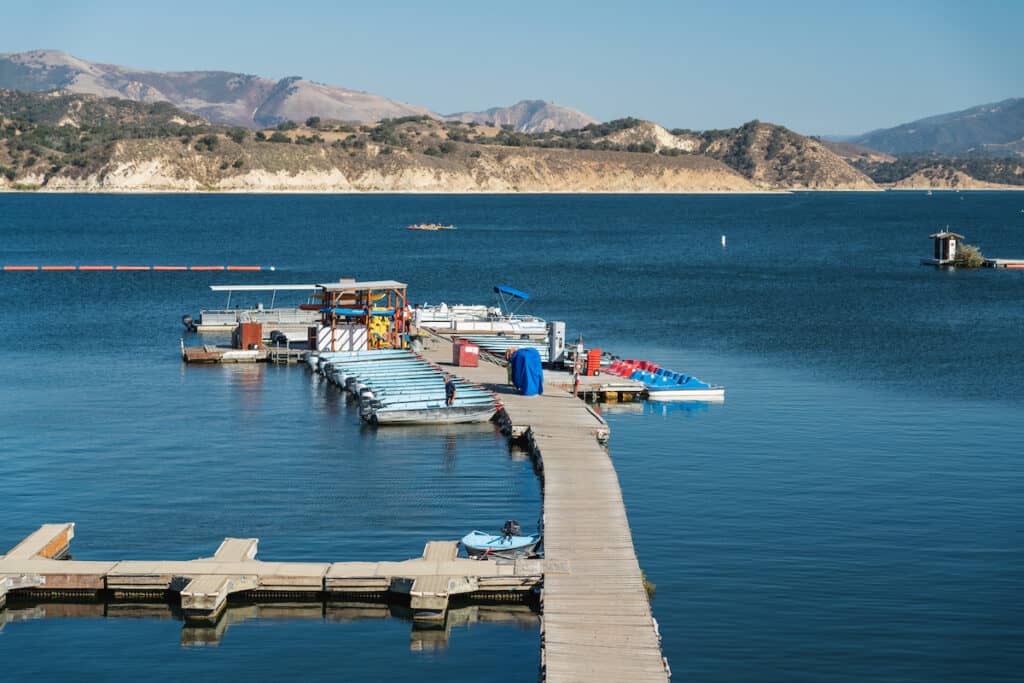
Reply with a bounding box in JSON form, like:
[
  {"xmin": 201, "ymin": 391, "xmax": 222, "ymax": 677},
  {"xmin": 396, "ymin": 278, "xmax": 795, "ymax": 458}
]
[
  {"xmin": 0, "ymin": 90, "xmax": 760, "ymax": 192},
  {"xmin": 8, "ymin": 89, "xmax": 1019, "ymax": 193}
]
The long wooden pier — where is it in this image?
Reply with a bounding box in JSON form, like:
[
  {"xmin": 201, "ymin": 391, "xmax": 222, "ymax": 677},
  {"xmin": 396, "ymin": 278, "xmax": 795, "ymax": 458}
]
[
  {"xmin": 0, "ymin": 524, "xmax": 541, "ymax": 624},
  {"xmin": 420, "ymin": 338, "xmax": 670, "ymax": 682}
]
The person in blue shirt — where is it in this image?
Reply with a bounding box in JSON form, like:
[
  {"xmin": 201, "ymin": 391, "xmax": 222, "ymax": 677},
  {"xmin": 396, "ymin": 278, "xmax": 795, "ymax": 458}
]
[{"xmin": 445, "ymin": 377, "xmax": 457, "ymax": 406}]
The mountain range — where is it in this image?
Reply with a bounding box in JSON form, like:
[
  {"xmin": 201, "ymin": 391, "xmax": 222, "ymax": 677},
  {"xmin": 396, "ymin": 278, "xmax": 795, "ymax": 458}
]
[
  {"xmin": 846, "ymin": 98, "xmax": 1024, "ymax": 157},
  {"xmin": 0, "ymin": 50, "xmax": 591, "ymax": 133}
]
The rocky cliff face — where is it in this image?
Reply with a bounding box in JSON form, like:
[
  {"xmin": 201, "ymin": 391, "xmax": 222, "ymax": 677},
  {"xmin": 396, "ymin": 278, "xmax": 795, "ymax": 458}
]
[{"xmin": 13, "ymin": 138, "xmax": 757, "ymax": 193}]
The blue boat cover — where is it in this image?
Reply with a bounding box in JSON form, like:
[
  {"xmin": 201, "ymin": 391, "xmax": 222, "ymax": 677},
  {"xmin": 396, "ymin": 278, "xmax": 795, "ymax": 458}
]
[
  {"xmin": 510, "ymin": 347, "xmax": 544, "ymax": 396},
  {"xmin": 494, "ymin": 285, "xmax": 529, "ymax": 300}
]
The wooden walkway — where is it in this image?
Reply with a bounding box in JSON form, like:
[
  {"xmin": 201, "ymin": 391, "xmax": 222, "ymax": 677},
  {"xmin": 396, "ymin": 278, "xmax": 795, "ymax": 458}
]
[
  {"xmin": 421, "ymin": 338, "xmax": 670, "ymax": 682},
  {"xmin": 0, "ymin": 524, "xmax": 541, "ymax": 622}
]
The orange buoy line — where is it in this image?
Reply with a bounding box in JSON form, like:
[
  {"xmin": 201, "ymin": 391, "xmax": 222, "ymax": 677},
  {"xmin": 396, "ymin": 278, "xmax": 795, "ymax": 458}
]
[{"xmin": 4, "ymin": 265, "xmax": 267, "ymax": 272}]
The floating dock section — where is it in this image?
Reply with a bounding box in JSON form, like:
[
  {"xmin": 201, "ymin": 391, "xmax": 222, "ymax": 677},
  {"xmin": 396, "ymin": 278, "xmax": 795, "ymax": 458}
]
[{"xmin": 0, "ymin": 524, "xmax": 541, "ymax": 625}]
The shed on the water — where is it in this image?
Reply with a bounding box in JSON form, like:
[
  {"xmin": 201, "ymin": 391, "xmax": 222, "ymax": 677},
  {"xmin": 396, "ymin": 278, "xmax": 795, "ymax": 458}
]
[{"xmin": 924, "ymin": 231, "xmax": 964, "ymax": 265}]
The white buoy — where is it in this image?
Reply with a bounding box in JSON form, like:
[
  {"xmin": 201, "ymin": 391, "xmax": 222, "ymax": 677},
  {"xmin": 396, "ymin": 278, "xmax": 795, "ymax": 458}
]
[
  {"xmin": 721, "ymin": 234, "xmax": 727, "ymax": 247},
  {"xmin": 269, "ymin": 265, "xmax": 276, "ymax": 271}
]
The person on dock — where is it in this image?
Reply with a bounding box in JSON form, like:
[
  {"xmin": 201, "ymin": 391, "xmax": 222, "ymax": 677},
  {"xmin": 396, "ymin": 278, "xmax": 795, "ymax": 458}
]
[
  {"xmin": 445, "ymin": 377, "xmax": 457, "ymax": 406},
  {"xmin": 505, "ymin": 347, "xmax": 518, "ymax": 385}
]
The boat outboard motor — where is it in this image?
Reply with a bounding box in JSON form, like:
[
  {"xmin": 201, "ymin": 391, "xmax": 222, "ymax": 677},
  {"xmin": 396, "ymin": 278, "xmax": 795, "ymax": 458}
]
[
  {"xmin": 502, "ymin": 520, "xmax": 522, "ymax": 540},
  {"xmin": 181, "ymin": 314, "xmax": 196, "ymax": 332}
]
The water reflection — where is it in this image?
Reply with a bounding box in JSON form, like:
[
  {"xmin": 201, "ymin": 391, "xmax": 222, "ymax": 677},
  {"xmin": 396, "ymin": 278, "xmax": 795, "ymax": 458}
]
[{"xmin": 0, "ymin": 598, "xmax": 538, "ymax": 651}]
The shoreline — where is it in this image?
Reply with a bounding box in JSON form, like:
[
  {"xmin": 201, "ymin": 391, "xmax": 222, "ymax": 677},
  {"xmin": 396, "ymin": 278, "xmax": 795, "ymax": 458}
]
[{"xmin": 4, "ymin": 186, "xmax": 1023, "ymax": 196}]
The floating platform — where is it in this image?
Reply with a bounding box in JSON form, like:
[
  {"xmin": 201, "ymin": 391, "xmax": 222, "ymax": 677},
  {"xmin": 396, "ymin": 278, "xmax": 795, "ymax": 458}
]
[
  {"xmin": 0, "ymin": 524, "xmax": 541, "ymax": 625},
  {"xmin": 181, "ymin": 344, "xmax": 307, "ymax": 364},
  {"xmin": 985, "ymin": 258, "xmax": 1024, "ymax": 269}
]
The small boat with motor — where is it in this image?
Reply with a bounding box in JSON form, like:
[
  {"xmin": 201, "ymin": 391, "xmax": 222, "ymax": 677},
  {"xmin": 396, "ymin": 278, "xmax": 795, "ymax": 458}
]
[
  {"xmin": 606, "ymin": 359, "xmax": 725, "ymax": 402},
  {"xmin": 461, "ymin": 520, "xmax": 541, "ymax": 559}
]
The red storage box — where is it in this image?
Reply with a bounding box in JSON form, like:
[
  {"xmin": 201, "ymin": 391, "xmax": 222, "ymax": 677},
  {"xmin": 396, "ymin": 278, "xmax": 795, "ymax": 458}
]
[
  {"xmin": 236, "ymin": 322, "xmax": 262, "ymax": 350},
  {"xmin": 453, "ymin": 341, "xmax": 480, "ymax": 367},
  {"xmin": 585, "ymin": 348, "xmax": 602, "ymax": 376}
]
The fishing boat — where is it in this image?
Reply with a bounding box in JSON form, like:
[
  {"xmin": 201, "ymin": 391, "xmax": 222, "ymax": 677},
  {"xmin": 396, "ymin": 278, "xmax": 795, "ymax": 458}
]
[
  {"xmin": 605, "ymin": 359, "xmax": 725, "ymax": 402},
  {"xmin": 407, "ymin": 223, "xmax": 456, "ymax": 231},
  {"xmin": 461, "ymin": 521, "xmax": 541, "ymax": 559}
]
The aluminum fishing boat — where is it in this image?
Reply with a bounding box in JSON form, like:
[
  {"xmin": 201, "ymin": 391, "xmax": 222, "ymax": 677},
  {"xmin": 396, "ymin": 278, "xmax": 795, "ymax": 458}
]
[{"xmin": 461, "ymin": 521, "xmax": 541, "ymax": 559}]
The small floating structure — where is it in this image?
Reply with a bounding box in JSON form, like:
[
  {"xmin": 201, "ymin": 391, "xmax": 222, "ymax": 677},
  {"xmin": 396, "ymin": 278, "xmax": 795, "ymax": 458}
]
[
  {"xmin": 921, "ymin": 231, "xmax": 964, "ymax": 266},
  {"xmin": 921, "ymin": 230, "xmax": 1024, "ymax": 269},
  {"xmin": 407, "ymin": 223, "xmax": 456, "ymax": 231}
]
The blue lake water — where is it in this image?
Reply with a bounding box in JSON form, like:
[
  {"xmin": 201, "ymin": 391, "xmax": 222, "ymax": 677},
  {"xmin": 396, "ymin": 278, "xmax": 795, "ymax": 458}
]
[{"xmin": 1, "ymin": 192, "xmax": 1022, "ymax": 681}]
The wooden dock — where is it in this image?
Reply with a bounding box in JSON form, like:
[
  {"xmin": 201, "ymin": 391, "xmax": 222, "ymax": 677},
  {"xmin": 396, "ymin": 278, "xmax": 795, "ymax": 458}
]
[
  {"xmin": 984, "ymin": 257, "xmax": 1024, "ymax": 269},
  {"xmin": 420, "ymin": 339, "xmax": 670, "ymax": 682},
  {"xmin": 0, "ymin": 524, "xmax": 541, "ymax": 623},
  {"xmin": 180, "ymin": 343, "xmax": 307, "ymax": 364}
]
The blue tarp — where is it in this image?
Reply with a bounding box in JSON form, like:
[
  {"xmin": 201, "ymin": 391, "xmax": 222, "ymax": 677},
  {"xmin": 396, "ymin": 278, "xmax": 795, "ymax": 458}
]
[
  {"xmin": 494, "ymin": 285, "xmax": 529, "ymax": 301},
  {"xmin": 510, "ymin": 347, "xmax": 544, "ymax": 396}
]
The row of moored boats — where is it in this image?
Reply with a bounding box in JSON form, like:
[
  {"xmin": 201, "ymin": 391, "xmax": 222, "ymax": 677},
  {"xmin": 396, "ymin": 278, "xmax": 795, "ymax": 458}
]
[
  {"xmin": 307, "ymin": 349, "xmax": 500, "ymax": 425},
  {"xmin": 605, "ymin": 359, "xmax": 725, "ymax": 401}
]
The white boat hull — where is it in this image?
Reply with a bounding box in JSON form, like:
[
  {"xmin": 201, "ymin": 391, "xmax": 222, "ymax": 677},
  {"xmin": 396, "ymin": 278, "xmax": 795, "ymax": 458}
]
[
  {"xmin": 369, "ymin": 405, "xmax": 497, "ymax": 425},
  {"xmin": 645, "ymin": 387, "xmax": 725, "ymax": 402}
]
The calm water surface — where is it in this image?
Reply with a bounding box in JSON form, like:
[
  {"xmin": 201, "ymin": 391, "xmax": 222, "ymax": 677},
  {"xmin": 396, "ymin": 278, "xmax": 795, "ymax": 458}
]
[{"xmin": 1, "ymin": 192, "xmax": 1021, "ymax": 681}]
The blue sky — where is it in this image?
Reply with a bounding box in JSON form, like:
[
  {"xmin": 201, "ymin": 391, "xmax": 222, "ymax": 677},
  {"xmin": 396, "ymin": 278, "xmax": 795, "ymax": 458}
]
[{"xmin": 1, "ymin": 0, "xmax": 1021, "ymax": 134}]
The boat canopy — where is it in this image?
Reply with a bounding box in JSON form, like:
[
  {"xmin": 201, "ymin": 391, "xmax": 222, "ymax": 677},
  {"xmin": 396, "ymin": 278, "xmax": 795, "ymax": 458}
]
[
  {"xmin": 494, "ymin": 285, "xmax": 529, "ymax": 300},
  {"xmin": 494, "ymin": 285, "xmax": 530, "ymax": 316}
]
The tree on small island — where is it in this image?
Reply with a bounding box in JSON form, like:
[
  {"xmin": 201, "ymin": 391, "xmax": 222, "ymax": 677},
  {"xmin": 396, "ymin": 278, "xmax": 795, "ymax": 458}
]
[{"xmin": 954, "ymin": 243, "xmax": 985, "ymax": 268}]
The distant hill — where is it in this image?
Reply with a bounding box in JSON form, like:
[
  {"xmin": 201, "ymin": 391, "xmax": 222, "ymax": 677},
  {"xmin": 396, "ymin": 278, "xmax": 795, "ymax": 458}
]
[
  {"xmin": 699, "ymin": 121, "xmax": 876, "ymax": 190},
  {"xmin": 0, "ymin": 91, "xmax": 882, "ymax": 193},
  {"xmin": 444, "ymin": 100, "xmax": 596, "ymax": 132},
  {"xmin": 0, "ymin": 90, "xmax": 757, "ymax": 192},
  {"xmin": 0, "ymin": 50, "xmax": 432, "ymax": 128},
  {"xmin": 819, "ymin": 139, "xmax": 895, "ymax": 164},
  {"xmin": 849, "ymin": 98, "xmax": 1024, "ymax": 157}
]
